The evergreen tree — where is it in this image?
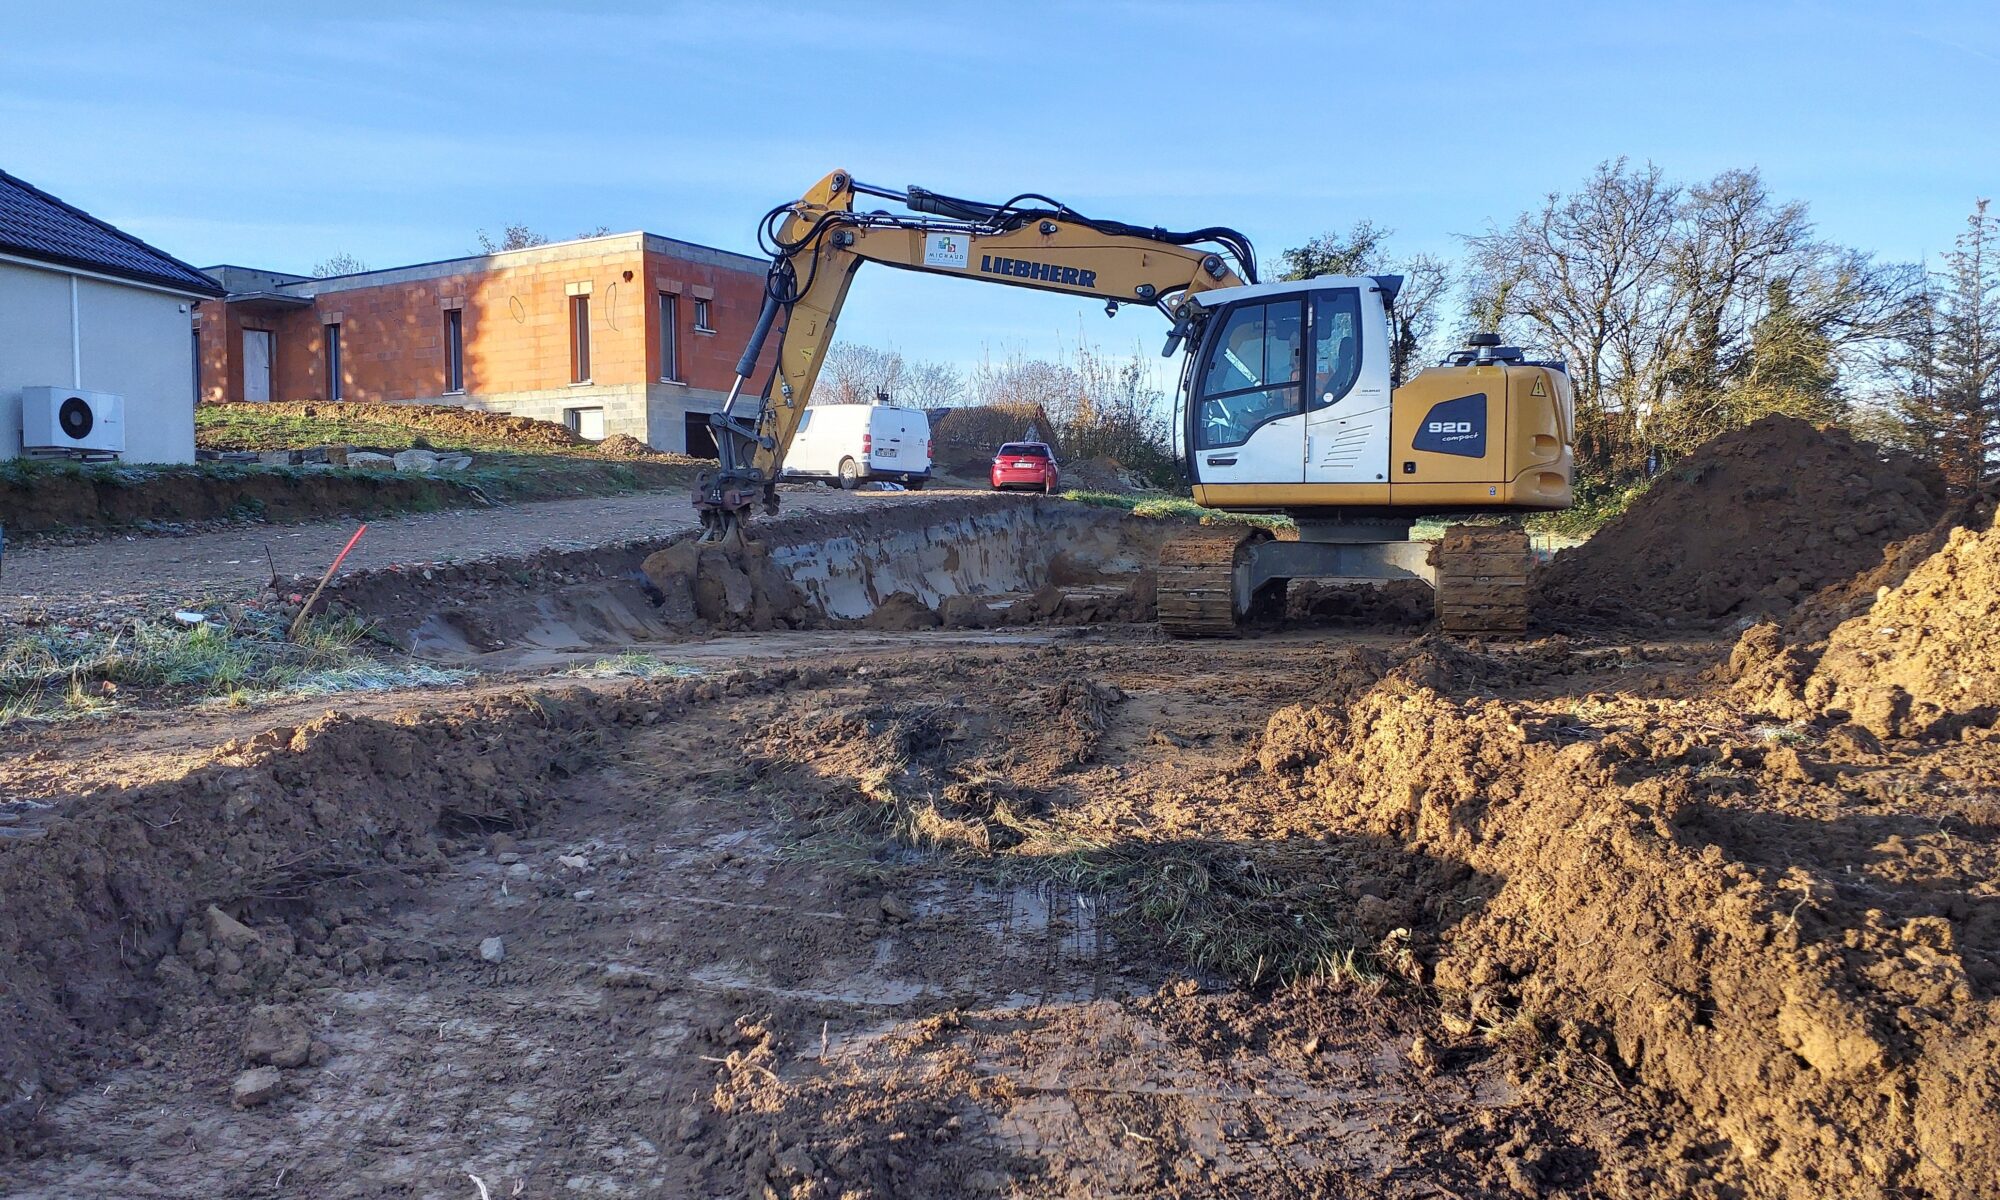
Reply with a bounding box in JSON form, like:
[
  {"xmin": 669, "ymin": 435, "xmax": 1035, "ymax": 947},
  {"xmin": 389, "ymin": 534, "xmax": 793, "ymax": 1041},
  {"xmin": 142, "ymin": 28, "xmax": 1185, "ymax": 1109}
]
[{"xmin": 1932, "ymin": 199, "xmax": 2000, "ymax": 490}]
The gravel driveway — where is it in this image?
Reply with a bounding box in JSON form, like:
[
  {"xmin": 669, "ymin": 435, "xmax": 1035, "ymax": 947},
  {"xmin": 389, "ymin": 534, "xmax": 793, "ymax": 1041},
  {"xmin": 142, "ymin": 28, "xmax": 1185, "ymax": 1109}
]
[{"xmin": 3, "ymin": 485, "xmax": 960, "ymax": 627}]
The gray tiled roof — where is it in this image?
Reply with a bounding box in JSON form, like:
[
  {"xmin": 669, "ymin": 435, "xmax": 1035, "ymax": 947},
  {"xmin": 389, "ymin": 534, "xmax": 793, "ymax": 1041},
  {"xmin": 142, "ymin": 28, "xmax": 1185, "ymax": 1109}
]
[{"xmin": 0, "ymin": 168, "xmax": 223, "ymax": 296}]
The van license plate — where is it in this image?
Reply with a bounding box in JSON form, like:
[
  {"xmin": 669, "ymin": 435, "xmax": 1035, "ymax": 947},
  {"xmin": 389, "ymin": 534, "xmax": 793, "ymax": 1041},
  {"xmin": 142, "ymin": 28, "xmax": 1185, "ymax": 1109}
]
[{"xmin": 876, "ymin": 448, "xmax": 896, "ymax": 457}]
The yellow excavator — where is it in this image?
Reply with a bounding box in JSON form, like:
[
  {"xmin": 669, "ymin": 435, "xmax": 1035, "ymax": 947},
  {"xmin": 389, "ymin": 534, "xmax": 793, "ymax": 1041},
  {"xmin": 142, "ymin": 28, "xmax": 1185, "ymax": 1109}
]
[{"xmin": 695, "ymin": 170, "xmax": 1574, "ymax": 635}]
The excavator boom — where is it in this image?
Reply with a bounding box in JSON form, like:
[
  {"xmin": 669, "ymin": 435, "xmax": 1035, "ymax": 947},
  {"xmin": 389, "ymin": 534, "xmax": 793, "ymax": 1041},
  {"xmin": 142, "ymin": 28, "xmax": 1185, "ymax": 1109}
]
[{"xmin": 694, "ymin": 170, "xmax": 1255, "ymax": 537}]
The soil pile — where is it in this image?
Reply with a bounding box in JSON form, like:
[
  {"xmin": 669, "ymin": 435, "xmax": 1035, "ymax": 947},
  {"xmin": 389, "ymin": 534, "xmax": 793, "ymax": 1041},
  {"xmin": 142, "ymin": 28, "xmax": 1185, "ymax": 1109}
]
[
  {"xmin": 640, "ymin": 531, "xmax": 812, "ymax": 632},
  {"xmin": 198, "ymin": 401, "xmax": 587, "ymax": 453},
  {"xmin": 1734, "ymin": 479, "xmax": 2000, "ymax": 738},
  {"xmin": 0, "ymin": 686, "xmax": 619, "ymax": 1150},
  {"xmin": 594, "ymin": 433, "xmax": 705, "ymax": 465},
  {"xmin": 1255, "ymin": 643, "xmax": 2000, "ymax": 1197},
  {"xmin": 1534, "ymin": 417, "xmax": 1945, "ymax": 626}
]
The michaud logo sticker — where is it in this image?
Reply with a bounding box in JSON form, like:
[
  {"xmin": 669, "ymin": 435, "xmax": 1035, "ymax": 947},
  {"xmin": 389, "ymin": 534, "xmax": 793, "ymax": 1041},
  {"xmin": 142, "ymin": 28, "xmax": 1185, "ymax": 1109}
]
[
  {"xmin": 1414, "ymin": 394, "xmax": 1486, "ymax": 457},
  {"xmin": 924, "ymin": 233, "xmax": 968, "ymax": 268},
  {"xmin": 980, "ymin": 255, "xmax": 1097, "ymax": 289}
]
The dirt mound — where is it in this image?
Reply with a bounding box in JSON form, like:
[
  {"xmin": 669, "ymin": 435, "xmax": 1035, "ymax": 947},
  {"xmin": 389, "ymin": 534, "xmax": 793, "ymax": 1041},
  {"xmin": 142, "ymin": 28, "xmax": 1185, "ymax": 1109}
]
[
  {"xmin": 640, "ymin": 531, "xmax": 813, "ymax": 632},
  {"xmin": 0, "ymin": 687, "xmax": 613, "ymax": 1150},
  {"xmin": 860, "ymin": 591, "xmax": 942, "ymax": 630},
  {"xmin": 1534, "ymin": 417, "xmax": 1945, "ymax": 627},
  {"xmin": 592, "ymin": 432, "xmax": 699, "ymax": 462},
  {"xmin": 1287, "ymin": 579, "xmax": 1432, "ymax": 628},
  {"xmin": 1254, "ymin": 647, "xmax": 2000, "ymax": 1197},
  {"xmin": 199, "ymin": 401, "xmax": 586, "ymax": 452},
  {"xmin": 1734, "ymin": 479, "xmax": 2000, "ymax": 738}
]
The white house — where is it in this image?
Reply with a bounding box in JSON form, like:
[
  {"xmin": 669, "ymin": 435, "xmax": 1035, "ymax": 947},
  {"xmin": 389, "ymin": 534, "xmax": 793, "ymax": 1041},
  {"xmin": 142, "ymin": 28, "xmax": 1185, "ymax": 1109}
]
[{"xmin": 0, "ymin": 168, "xmax": 223, "ymax": 463}]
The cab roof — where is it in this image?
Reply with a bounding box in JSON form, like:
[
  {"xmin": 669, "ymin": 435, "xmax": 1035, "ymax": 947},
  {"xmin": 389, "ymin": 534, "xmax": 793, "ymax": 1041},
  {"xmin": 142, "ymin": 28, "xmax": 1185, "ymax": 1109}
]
[{"xmin": 1193, "ymin": 273, "xmax": 1403, "ymax": 307}]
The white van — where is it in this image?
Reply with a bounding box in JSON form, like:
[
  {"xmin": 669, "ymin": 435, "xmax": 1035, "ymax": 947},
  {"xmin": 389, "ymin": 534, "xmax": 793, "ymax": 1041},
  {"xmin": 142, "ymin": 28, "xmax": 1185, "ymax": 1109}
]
[{"xmin": 782, "ymin": 402, "xmax": 932, "ymax": 489}]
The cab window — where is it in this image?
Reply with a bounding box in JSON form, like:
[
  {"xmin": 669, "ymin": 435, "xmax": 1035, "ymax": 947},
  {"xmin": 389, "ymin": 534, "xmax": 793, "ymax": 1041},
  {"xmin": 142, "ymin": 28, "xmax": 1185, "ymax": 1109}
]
[
  {"xmin": 1311, "ymin": 289, "xmax": 1363, "ymax": 408},
  {"xmin": 1195, "ymin": 298, "xmax": 1303, "ymax": 450}
]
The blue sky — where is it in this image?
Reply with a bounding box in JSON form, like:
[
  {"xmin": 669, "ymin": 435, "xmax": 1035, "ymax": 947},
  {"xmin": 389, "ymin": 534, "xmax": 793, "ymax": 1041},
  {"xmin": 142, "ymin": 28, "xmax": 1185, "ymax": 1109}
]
[{"xmin": 5, "ymin": 0, "xmax": 1995, "ymax": 388}]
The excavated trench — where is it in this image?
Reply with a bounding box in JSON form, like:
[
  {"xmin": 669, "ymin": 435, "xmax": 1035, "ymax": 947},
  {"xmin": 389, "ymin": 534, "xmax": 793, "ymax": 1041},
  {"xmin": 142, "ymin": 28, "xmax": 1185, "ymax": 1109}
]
[{"xmin": 315, "ymin": 496, "xmax": 1174, "ymax": 658}]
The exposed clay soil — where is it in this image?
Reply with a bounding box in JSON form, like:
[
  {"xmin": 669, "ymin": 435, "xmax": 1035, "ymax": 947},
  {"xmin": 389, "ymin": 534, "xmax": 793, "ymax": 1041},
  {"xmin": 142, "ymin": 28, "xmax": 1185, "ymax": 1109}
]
[
  {"xmin": 1733, "ymin": 477, "xmax": 2000, "ymax": 739},
  {"xmin": 1535, "ymin": 417, "xmax": 1946, "ymax": 627},
  {"xmin": 6, "ymin": 431, "xmax": 1999, "ymax": 1197}
]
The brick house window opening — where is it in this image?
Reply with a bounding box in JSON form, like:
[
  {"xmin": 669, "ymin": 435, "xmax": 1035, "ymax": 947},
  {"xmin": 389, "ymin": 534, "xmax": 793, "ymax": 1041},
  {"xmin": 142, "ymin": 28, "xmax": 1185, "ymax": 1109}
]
[
  {"xmin": 660, "ymin": 292, "xmax": 681, "ymax": 382},
  {"xmin": 570, "ymin": 295, "xmax": 592, "ymax": 383},
  {"xmin": 694, "ymin": 298, "xmax": 713, "ymax": 333},
  {"xmin": 565, "ymin": 407, "xmax": 605, "ymax": 441},
  {"xmin": 444, "ymin": 309, "xmax": 465, "ymax": 394},
  {"xmin": 324, "ymin": 322, "xmax": 343, "ymax": 401}
]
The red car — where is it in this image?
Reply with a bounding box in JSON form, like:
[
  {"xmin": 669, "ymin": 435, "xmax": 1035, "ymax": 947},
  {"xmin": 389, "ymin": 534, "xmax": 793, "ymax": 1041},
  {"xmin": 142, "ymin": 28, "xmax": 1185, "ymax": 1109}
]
[{"xmin": 990, "ymin": 442, "xmax": 1060, "ymax": 492}]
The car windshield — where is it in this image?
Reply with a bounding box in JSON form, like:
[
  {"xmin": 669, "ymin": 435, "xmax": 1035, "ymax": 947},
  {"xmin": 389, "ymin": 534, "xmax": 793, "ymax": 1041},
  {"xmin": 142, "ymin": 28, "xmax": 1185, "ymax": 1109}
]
[{"xmin": 998, "ymin": 444, "xmax": 1048, "ymax": 458}]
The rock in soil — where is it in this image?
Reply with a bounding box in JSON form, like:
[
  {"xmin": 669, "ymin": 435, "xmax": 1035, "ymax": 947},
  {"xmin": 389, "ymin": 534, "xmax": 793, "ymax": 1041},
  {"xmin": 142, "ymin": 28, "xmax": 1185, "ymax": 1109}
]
[
  {"xmin": 241, "ymin": 1005, "xmax": 312, "ymax": 1069},
  {"xmin": 229, "ymin": 1067, "xmax": 283, "ymax": 1109}
]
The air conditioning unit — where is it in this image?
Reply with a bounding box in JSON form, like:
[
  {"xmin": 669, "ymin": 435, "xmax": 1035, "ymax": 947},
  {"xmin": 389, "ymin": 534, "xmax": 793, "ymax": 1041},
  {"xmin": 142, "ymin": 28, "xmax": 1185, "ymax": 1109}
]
[{"xmin": 20, "ymin": 387, "xmax": 124, "ymax": 455}]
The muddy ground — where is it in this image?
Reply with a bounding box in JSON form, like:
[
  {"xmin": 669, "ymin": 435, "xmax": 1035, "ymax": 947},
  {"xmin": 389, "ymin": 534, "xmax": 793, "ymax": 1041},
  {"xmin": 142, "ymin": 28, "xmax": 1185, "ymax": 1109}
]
[{"xmin": 2, "ymin": 430, "xmax": 1995, "ymax": 1198}]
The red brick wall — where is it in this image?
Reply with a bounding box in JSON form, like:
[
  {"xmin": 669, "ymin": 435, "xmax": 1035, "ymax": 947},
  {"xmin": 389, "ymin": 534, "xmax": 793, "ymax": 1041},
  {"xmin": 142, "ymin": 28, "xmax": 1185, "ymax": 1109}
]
[
  {"xmin": 292, "ymin": 248, "xmax": 654, "ymax": 403},
  {"xmin": 641, "ymin": 249, "xmax": 774, "ymax": 389},
  {"xmin": 198, "ymin": 240, "xmax": 772, "ymax": 410}
]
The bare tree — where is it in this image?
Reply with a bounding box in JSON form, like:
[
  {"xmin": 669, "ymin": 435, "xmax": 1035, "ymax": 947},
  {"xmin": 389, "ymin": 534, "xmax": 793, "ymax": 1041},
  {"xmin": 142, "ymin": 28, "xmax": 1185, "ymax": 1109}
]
[
  {"xmin": 1280, "ymin": 221, "xmax": 1452, "ymax": 384},
  {"xmin": 476, "ymin": 224, "xmax": 551, "ymax": 254},
  {"xmin": 312, "ymin": 252, "xmax": 369, "ymax": 277},
  {"xmin": 1467, "ymin": 159, "xmax": 1683, "ymax": 477},
  {"xmin": 817, "ymin": 343, "xmax": 906, "ymax": 405},
  {"xmin": 900, "ymin": 359, "xmax": 965, "ymax": 409},
  {"xmin": 1469, "ymin": 160, "xmax": 1918, "ymax": 479}
]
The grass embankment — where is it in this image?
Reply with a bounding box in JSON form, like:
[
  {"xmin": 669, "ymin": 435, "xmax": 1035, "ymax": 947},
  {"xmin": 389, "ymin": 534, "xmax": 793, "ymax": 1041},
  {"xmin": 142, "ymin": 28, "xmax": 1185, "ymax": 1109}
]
[
  {"xmin": 0, "ymin": 608, "xmax": 468, "ymax": 728},
  {"xmin": 0, "ymin": 405, "xmax": 709, "ymax": 537},
  {"xmin": 195, "ymin": 402, "xmax": 706, "ymax": 506}
]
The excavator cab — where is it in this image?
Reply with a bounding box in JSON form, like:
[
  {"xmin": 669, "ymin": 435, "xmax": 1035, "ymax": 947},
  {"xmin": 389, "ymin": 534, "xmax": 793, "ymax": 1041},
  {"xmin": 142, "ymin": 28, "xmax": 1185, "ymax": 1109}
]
[{"xmin": 1178, "ymin": 277, "xmax": 1398, "ymax": 500}]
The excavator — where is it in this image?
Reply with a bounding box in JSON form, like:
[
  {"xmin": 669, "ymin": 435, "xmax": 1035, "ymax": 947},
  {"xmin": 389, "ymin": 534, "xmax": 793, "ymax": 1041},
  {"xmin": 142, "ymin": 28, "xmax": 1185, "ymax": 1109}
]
[{"xmin": 694, "ymin": 170, "xmax": 1575, "ymax": 636}]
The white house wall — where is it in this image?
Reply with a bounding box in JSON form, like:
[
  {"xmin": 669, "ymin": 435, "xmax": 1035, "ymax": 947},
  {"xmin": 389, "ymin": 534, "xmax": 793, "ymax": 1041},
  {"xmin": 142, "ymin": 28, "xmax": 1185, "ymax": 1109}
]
[{"xmin": 0, "ymin": 259, "xmax": 199, "ymax": 464}]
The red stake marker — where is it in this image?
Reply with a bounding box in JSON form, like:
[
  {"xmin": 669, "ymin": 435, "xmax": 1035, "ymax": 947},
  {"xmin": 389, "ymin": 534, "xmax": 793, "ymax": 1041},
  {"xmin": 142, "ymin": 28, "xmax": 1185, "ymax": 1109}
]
[{"xmin": 290, "ymin": 523, "xmax": 368, "ymax": 638}]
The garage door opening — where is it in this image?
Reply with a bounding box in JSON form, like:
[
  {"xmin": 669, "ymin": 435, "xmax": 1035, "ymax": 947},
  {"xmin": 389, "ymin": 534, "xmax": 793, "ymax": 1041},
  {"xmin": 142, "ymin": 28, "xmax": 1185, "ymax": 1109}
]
[{"xmin": 684, "ymin": 413, "xmax": 718, "ymax": 459}]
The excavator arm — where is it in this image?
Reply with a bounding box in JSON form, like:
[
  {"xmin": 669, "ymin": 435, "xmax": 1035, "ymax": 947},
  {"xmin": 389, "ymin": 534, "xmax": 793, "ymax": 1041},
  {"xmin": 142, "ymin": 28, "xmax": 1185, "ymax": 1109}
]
[{"xmin": 694, "ymin": 170, "xmax": 1256, "ymax": 538}]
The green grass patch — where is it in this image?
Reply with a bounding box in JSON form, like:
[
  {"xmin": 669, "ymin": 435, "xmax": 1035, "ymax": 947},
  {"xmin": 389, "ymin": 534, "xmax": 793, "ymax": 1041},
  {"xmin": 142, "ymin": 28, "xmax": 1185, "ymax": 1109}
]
[
  {"xmin": 1059, "ymin": 490, "xmax": 1296, "ymax": 534},
  {"xmin": 1526, "ymin": 476, "xmax": 1652, "ymax": 538},
  {"xmin": 0, "ymin": 609, "xmax": 470, "ymax": 725}
]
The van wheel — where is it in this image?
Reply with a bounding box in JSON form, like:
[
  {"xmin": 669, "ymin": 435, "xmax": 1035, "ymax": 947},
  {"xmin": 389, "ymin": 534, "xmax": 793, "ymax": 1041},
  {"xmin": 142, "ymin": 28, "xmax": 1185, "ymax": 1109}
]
[
  {"xmin": 906, "ymin": 478, "xmax": 926, "ymax": 491},
  {"xmin": 837, "ymin": 457, "xmax": 862, "ymax": 490}
]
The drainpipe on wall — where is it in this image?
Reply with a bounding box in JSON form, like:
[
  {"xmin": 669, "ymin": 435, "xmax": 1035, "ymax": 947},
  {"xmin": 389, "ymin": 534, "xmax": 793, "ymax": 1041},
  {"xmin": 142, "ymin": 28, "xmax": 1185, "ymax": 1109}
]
[{"xmin": 70, "ymin": 273, "xmax": 82, "ymax": 387}]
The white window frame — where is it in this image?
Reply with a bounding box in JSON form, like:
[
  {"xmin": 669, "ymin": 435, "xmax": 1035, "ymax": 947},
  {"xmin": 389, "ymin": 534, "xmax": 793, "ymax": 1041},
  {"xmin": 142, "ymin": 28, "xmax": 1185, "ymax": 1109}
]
[{"xmin": 693, "ymin": 297, "xmax": 714, "ymax": 333}]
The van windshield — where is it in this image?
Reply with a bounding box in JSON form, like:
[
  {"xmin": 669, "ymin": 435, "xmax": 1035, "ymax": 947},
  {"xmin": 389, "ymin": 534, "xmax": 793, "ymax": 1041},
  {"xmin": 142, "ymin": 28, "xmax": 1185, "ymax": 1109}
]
[{"xmin": 998, "ymin": 444, "xmax": 1048, "ymax": 458}]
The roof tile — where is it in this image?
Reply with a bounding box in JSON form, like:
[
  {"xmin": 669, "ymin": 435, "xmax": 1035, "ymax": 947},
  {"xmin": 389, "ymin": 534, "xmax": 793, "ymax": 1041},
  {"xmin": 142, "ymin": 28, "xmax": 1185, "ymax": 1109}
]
[{"xmin": 0, "ymin": 168, "xmax": 223, "ymax": 296}]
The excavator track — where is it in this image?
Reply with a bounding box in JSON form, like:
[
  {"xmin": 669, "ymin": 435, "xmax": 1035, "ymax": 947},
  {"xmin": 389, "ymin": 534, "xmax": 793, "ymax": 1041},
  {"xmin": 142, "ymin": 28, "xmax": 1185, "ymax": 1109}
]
[
  {"xmin": 1432, "ymin": 524, "xmax": 1532, "ymax": 638},
  {"xmin": 1158, "ymin": 524, "xmax": 1271, "ymax": 637}
]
